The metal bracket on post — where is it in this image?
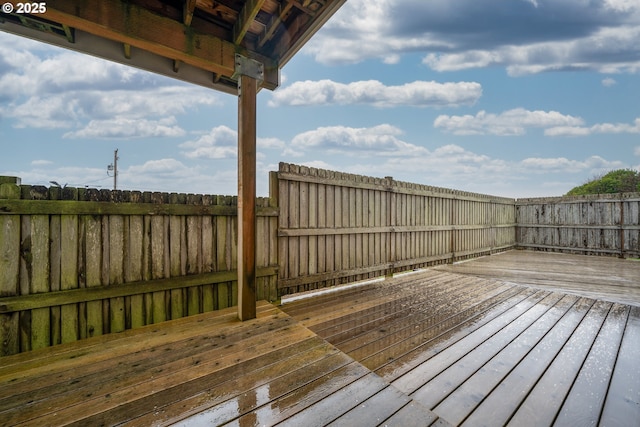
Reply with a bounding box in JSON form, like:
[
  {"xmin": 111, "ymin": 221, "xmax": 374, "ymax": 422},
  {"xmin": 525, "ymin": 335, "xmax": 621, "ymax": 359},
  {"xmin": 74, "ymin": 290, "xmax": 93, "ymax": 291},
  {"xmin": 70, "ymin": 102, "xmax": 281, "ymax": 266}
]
[{"xmin": 232, "ymin": 54, "xmax": 264, "ymax": 87}]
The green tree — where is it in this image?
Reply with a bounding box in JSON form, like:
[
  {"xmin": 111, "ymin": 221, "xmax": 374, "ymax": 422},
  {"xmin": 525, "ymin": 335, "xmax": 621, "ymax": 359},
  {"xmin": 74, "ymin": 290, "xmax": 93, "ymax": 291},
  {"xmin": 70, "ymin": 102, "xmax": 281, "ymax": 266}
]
[{"xmin": 566, "ymin": 169, "xmax": 640, "ymax": 196}]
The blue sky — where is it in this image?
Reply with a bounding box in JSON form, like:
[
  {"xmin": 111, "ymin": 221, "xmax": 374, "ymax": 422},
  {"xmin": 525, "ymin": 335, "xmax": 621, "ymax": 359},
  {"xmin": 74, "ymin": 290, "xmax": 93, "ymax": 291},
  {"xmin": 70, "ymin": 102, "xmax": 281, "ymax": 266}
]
[{"xmin": 1, "ymin": 0, "xmax": 639, "ymax": 198}]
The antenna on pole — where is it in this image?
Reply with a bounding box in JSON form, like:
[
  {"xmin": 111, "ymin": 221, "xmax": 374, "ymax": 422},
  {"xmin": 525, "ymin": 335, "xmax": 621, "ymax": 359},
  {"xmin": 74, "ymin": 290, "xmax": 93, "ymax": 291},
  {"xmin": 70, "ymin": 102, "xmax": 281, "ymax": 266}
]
[{"xmin": 107, "ymin": 149, "xmax": 119, "ymax": 190}]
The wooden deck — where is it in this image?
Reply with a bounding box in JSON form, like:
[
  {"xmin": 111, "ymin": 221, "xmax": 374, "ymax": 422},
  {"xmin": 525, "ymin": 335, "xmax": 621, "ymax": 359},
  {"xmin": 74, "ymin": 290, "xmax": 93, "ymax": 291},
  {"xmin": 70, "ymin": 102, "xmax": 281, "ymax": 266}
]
[
  {"xmin": 281, "ymin": 250, "xmax": 640, "ymax": 426},
  {"xmin": 2, "ymin": 250, "xmax": 639, "ymax": 426}
]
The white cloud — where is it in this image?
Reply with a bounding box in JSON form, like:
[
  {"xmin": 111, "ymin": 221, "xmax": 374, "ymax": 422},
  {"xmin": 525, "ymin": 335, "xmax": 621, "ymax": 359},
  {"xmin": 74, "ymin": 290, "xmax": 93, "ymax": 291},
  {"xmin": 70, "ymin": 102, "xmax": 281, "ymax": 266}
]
[
  {"xmin": 341, "ymin": 143, "xmax": 511, "ymax": 194},
  {"xmin": 306, "ymin": 0, "xmax": 640, "ymax": 76},
  {"xmin": 545, "ymin": 118, "xmax": 640, "ymax": 136},
  {"xmin": 269, "ymin": 79, "xmax": 482, "ymax": 108},
  {"xmin": 120, "ymin": 159, "xmax": 227, "ymax": 193},
  {"xmin": 179, "ymin": 126, "xmax": 290, "ymax": 159},
  {"xmin": 180, "ymin": 125, "xmax": 237, "ymax": 159},
  {"xmin": 31, "ymin": 159, "xmax": 54, "ymax": 166},
  {"xmin": 635, "ymin": 146, "xmax": 640, "ymax": 156},
  {"xmin": 544, "ymin": 126, "xmax": 592, "ymax": 137},
  {"xmin": 0, "ymin": 35, "xmax": 220, "ymax": 132},
  {"xmin": 602, "ymin": 77, "xmax": 617, "ymax": 87},
  {"xmin": 257, "ymin": 137, "xmax": 286, "ymax": 150},
  {"xmin": 291, "ymin": 124, "xmax": 428, "ymax": 157},
  {"xmin": 423, "ymin": 26, "xmax": 640, "ymax": 75},
  {"xmin": 520, "ymin": 155, "xmax": 625, "ymax": 173},
  {"xmin": 603, "ymin": 0, "xmax": 640, "ymax": 13},
  {"xmin": 64, "ymin": 117, "xmax": 185, "ymax": 139},
  {"xmin": 434, "ymin": 108, "xmax": 584, "ymax": 136},
  {"xmin": 3, "ymin": 86, "xmax": 218, "ymax": 130}
]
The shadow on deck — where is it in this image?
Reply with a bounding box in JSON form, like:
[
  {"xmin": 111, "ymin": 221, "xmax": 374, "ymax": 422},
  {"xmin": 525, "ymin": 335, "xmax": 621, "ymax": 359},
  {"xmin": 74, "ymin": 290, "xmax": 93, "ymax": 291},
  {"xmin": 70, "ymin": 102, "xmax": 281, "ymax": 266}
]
[{"xmin": 2, "ymin": 250, "xmax": 639, "ymax": 426}]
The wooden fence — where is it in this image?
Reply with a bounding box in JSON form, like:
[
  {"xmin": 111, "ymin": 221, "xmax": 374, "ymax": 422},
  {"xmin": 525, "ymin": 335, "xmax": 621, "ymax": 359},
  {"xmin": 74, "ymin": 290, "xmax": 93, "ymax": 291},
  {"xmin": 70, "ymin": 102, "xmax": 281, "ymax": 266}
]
[
  {"xmin": 0, "ymin": 165, "xmax": 517, "ymax": 355},
  {"xmin": 275, "ymin": 163, "xmax": 517, "ymax": 294},
  {"xmin": 516, "ymin": 194, "xmax": 640, "ymax": 257},
  {"xmin": 0, "ymin": 178, "xmax": 278, "ymax": 356}
]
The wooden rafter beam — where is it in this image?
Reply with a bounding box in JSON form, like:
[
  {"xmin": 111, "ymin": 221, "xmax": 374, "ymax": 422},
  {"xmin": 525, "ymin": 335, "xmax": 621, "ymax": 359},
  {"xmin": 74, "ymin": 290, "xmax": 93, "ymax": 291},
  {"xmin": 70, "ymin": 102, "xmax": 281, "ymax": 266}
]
[
  {"xmin": 233, "ymin": 0, "xmax": 267, "ymax": 45},
  {"xmin": 276, "ymin": 0, "xmax": 345, "ymax": 67},
  {"xmin": 291, "ymin": 0, "xmax": 319, "ymax": 17},
  {"xmin": 2, "ymin": 0, "xmax": 278, "ymax": 88},
  {"xmin": 183, "ymin": 0, "xmax": 197, "ymax": 26},
  {"xmin": 259, "ymin": 1, "xmax": 294, "ymax": 48}
]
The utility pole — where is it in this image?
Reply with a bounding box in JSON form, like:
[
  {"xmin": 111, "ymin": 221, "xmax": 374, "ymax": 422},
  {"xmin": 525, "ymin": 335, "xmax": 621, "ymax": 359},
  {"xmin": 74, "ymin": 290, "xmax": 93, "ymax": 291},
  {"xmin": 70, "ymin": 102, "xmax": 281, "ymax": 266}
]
[{"xmin": 107, "ymin": 149, "xmax": 119, "ymax": 190}]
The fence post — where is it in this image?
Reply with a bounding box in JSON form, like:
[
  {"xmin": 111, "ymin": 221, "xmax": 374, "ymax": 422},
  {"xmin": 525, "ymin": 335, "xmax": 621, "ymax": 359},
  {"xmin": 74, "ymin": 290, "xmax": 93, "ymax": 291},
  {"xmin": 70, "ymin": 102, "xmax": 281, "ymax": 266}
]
[
  {"xmin": 450, "ymin": 197, "xmax": 456, "ymax": 263},
  {"xmin": 619, "ymin": 199, "xmax": 625, "ymax": 258},
  {"xmin": 0, "ymin": 177, "xmax": 21, "ymax": 356},
  {"xmin": 386, "ymin": 176, "xmax": 395, "ymax": 278}
]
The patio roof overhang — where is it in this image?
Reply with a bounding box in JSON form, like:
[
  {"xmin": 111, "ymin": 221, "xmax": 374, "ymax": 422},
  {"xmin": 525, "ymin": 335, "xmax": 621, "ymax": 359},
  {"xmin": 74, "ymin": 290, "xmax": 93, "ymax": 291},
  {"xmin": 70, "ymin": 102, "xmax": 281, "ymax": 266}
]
[
  {"xmin": 0, "ymin": 0, "xmax": 346, "ymax": 321},
  {"xmin": 0, "ymin": 0, "xmax": 345, "ymax": 93}
]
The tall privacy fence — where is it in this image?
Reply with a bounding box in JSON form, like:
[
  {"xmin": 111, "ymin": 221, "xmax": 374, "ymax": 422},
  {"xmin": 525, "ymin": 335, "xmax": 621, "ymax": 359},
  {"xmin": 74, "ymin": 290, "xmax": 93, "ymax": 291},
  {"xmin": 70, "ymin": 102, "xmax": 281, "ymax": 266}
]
[
  {"xmin": 3, "ymin": 164, "xmax": 639, "ymax": 356},
  {"xmin": 276, "ymin": 163, "xmax": 516, "ymax": 294},
  {"xmin": 516, "ymin": 193, "xmax": 640, "ymax": 258}
]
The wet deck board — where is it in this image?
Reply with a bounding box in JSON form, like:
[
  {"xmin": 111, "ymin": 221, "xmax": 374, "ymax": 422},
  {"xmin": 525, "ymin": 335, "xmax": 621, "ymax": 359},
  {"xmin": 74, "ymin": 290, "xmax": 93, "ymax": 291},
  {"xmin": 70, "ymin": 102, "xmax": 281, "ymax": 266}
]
[
  {"xmin": 0, "ymin": 300, "xmax": 445, "ymax": 426},
  {"xmin": 282, "ymin": 250, "xmax": 640, "ymax": 426}
]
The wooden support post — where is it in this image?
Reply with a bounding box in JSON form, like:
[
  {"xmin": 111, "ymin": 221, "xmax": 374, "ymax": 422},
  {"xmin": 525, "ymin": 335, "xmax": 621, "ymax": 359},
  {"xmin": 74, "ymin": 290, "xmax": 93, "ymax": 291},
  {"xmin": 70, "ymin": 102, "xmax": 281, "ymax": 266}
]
[{"xmin": 236, "ymin": 55, "xmax": 262, "ymax": 321}]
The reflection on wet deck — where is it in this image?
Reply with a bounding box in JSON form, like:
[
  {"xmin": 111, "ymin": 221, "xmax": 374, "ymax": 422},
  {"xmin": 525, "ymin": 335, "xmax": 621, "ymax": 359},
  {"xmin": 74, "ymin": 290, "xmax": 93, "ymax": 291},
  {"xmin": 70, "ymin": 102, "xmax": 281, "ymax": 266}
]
[
  {"xmin": 2, "ymin": 250, "xmax": 639, "ymax": 426},
  {"xmin": 281, "ymin": 250, "xmax": 640, "ymax": 426},
  {"xmin": 0, "ymin": 300, "xmax": 444, "ymax": 426}
]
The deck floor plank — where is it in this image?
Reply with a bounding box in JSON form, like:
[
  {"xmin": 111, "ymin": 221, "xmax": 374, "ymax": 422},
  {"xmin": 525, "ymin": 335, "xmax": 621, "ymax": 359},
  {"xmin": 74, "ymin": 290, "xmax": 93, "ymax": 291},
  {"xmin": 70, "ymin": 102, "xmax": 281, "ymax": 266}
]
[
  {"xmin": 315, "ymin": 275, "xmax": 486, "ymax": 342},
  {"xmin": 0, "ymin": 309, "xmax": 296, "ymax": 412},
  {"xmin": 226, "ymin": 361, "xmax": 374, "ymax": 426},
  {"xmin": 325, "ymin": 385, "xmax": 412, "ymax": 427},
  {"xmin": 505, "ymin": 299, "xmax": 613, "ymax": 426},
  {"xmin": 379, "ymin": 401, "xmax": 440, "ymax": 427},
  {"xmin": 363, "ymin": 285, "xmax": 526, "ymax": 374},
  {"xmin": 1, "ymin": 301, "xmax": 448, "ymax": 427},
  {"xmin": 330, "ymin": 277, "xmax": 506, "ymax": 352},
  {"xmin": 409, "ymin": 292, "xmax": 566, "ymax": 409},
  {"xmin": 390, "ymin": 290, "xmax": 550, "ymax": 396},
  {"xmin": 344, "ymin": 280, "xmax": 513, "ymax": 362},
  {"xmin": 431, "ymin": 294, "xmax": 579, "ymax": 425},
  {"xmin": 553, "ymin": 303, "xmax": 629, "ymax": 427},
  {"xmin": 149, "ymin": 339, "xmax": 348, "ymax": 426},
  {"xmin": 0, "ymin": 301, "xmax": 276, "ymax": 379},
  {"xmin": 274, "ymin": 372, "xmax": 389, "ymax": 427},
  {"xmin": 599, "ymin": 305, "xmax": 640, "ymax": 425},
  {"xmin": 371, "ymin": 287, "xmax": 537, "ymax": 381},
  {"xmin": 458, "ymin": 297, "xmax": 594, "ymax": 426},
  {"xmin": 2, "ymin": 312, "xmax": 315, "ymax": 426},
  {"xmin": 435, "ymin": 250, "xmax": 640, "ymax": 307}
]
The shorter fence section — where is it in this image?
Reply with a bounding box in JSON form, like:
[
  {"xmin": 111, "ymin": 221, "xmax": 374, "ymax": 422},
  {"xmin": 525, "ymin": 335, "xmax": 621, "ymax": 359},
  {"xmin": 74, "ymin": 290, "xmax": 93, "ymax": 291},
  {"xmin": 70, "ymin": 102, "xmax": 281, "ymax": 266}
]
[
  {"xmin": 276, "ymin": 163, "xmax": 517, "ymax": 294},
  {"xmin": 0, "ymin": 181, "xmax": 278, "ymax": 356},
  {"xmin": 516, "ymin": 194, "xmax": 640, "ymax": 257}
]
